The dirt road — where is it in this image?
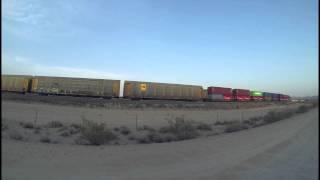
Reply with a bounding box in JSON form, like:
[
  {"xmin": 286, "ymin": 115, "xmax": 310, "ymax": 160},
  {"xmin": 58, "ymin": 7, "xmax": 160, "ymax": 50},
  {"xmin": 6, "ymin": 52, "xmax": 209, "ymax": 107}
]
[{"xmin": 2, "ymin": 107, "xmax": 318, "ymax": 180}]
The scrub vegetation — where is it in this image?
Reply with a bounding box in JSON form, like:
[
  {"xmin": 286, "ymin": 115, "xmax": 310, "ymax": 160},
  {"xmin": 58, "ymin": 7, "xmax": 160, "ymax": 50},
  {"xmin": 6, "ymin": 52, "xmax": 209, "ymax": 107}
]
[{"xmin": 2, "ymin": 103, "xmax": 316, "ymax": 146}]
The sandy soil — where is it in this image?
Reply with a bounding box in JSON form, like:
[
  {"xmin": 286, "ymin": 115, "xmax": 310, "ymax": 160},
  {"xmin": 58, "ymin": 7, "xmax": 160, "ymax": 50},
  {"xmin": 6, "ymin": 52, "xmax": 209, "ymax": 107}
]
[
  {"xmin": 1, "ymin": 100, "xmax": 301, "ymax": 129},
  {"xmin": 2, "ymin": 107, "xmax": 318, "ymax": 180}
]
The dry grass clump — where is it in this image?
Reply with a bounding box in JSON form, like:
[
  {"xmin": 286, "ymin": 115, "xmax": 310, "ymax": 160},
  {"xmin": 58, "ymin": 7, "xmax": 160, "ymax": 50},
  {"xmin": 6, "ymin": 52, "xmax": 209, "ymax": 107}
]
[
  {"xmin": 78, "ymin": 119, "xmax": 117, "ymax": 145},
  {"xmin": 40, "ymin": 136, "xmax": 51, "ymax": 143},
  {"xmin": 70, "ymin": 123, "xmax": 81, "ymax": 129},
  {"xmin": 159, "ymin": 117, "xmax": 199, "ymax": 140},
  {"xmin": 263, "ymin": 110, "xmax": 295, "ymax": 124},
  {"xmin": 2, "ymin": 123, "xmax": 8, "ymax": 131},
  {"xmin": 19, "ymin": 122, "xmax": 34, "ymax": 129},
  {"xmin": 34, "ymin": 129, "xmax": 41, "ymax": 134},
  {"xmin": 295, "ymin": 105, "xmax": 311, "ymax": 114},
  {"xmin": 243, "ymin": 117, "xmax": 264, "ymax": 127},
  {"xmin": 138, "ymin": 125, "xmax": 156, "ymax": 132},
  {"xmin": 224, "ymin": 122, "xmax": 248, "ymax": 133},
  {"xmin": 196, "ymin": 123, "xmax": 212, "ymax": 131},
  {"xmin": 119, "ymin": 126, "xmax": 131, "ymax": 135},
  {"xmin": 45, "ymin": 121, "xmax": 63, "ymax": 128},
  {"xmin": 9, "ymin": 131, "xmax": 24, "ymax": 141},
  {"xmin": 214, "ymin": 120, "xmax": 237, "ymax": 126}
]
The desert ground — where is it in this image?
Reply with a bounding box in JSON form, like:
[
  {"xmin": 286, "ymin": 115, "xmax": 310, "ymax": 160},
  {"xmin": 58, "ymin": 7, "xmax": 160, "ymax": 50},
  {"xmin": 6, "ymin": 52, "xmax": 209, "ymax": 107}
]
[
  {"xmin": 1, "ymin": 95, "xmax": 318, "ymax": 180},
  {"xmin": 1, "ymin": 99, "xmax": 301, "ymax": 129}
]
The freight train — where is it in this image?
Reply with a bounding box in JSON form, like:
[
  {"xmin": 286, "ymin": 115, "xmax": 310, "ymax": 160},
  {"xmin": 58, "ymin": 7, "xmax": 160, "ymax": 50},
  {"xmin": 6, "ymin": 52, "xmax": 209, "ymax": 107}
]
[{"xmin": 1, "ymin": 74, "xmax": 291, "ymax": 102}]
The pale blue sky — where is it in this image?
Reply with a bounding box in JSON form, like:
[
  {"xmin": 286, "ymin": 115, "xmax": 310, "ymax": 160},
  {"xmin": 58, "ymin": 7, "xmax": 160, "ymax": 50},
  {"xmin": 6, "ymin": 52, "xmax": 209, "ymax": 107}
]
[{"xmin": 2, "ymin": 0, "xmax": 318, "ymax": 96}]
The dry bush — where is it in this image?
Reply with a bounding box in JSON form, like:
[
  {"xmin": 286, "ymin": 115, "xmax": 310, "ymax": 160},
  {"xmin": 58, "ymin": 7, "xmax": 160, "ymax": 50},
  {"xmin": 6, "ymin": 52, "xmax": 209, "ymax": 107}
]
[
  {"xmin": 138, "ymin": 125, "xmax": 156, "ymax": 132},
  {"xmin": 119, "ymin": 126, "xmax": 131, "ymax": 135},
  {"xmin": 2, "ymin": 123, "xmax": 8, "ymax": 131},
  {"xmin": 70, "ymin": 123, "xmax": 81, "ymax": 129},
  {"xmin": 128, "ymin": 135, "xmax": 136, "ymax": 141},
  {"xmin": 263, "ymin": 110, "xmax": 295, "ymax": 124},
  {"xmin": 20, "ymin": 122, "xmax": 34, "ymax": 129},
  {"xmin": 158, "ymin": 117, "xmax": 199, "ymax": 140},
  {"xmin": 147, "ymin": 132, "xmax": 164, "ymax": 143},
  {"xmin": 9, "ymin": 131, "xmax": 24, "ymax": 141},
  {"xmin": 243, "ymin": 117, "xmax": 263, "ymax": 127},
  {"xmin": 79, "ymin": 119, "xmax": 117, "ymax": 145},
  {"xmin": 60, "ymin": 131, "xmax": 71, "ymax": 137},
  {"xmin": 214, "ymin": 120, "xmax": 237, "ymax": 126},
  {"xmin": 224, "ymin": 122, "xmax": 248, "ymax": 133},
  {"xmin": 296, "ymin": 105, "xmax": 310, "ymax": 114},
  {"xmin": 196, "ymin": 123, "xmax": 212, "ymax": 131},
  {"xmin": 136, "ymin": 135, "xmax": 151, "ymax": 144},
  {"xmin": 40, "ymin": 136, "xmax": 51, "ymax": 143},
  {"xmin": 46, "ymin": 121, "xmax": 63, "ymax": 128},
  {"xmin": 34, "ymin": 129, "xmax": 41, "ymax": 134},
  {"xmin": 68, "ymin": 127, "xmax": 80, "ymax": 135}
]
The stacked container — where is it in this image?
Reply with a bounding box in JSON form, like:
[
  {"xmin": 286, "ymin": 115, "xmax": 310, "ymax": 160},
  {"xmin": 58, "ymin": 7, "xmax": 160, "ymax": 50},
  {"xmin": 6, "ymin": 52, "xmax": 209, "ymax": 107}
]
[
  {"xmin": 263, "ymin": 92, "xmax": 273, "ymax": 101},
  {"xmin": 271, "ymin": 93, "xmax": 280, "ymax": 101},
  {"xmin": 206, "ymin": 86, "xmax": 232, "ymax": 101},
  {"xmin": 232, "ymin": 89, "xmax": 250, "ymax": 101},
  {"xmin": 280, "ymin": 94, "xmax": 290, "ymax": 101},
  {"xmin": 250, "ymin": 90, "xmax": 263, "ymax": 101}
]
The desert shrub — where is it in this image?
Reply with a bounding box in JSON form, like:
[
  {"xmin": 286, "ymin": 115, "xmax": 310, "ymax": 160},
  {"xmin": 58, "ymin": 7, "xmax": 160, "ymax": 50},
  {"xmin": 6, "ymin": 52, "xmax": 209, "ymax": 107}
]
[
  {"xmin": 20, "ymin": 122, "xmax": 34, "ymax": 129},
  {"xmin": 147, "ymin": 132, "xmax": 164, "ymax": 143},
  {"xmin": 40, "ymin": 136, "xmax": 51, "ymax": 143},
  {"xmin": 138, "ymin": 125, "xmax": 156, "ymax": 132},
  {"xmin": 113, "ymin": 127, "xmax": 120, "ymax": 132},
  {"xmin": 119, "ymin": 126, "xmax": 131, "ymax": 135},
  {"xmin": 68, "ymin": 127, "xmax": 80, "ymax": 134},
  {"xmin": 79, "ymin": 119, "xmax": 117, "ymax": 145},
  {"xmin": 60, "ymin": 131, "xmax": 71, "ymax": 137},
  {"xmin": 57, "ymin": 126, "xmax": 68, "ymax": 132},
  {"xmin": 34, "ymin": 129, "xmax": 41, "ymax": 134},
  {"xmin": 196, "ymin": 123, "xmax": 212, "ymax": 131},
  {"xmin": 136, "ymin": 136, "xmax": 151, "ymax": 144},
  {"xmin": 128, "ymin": 136, "xmax": 136, "ymax": 141},
  {"xmin": 214, "ymin": 120, "xmax": 238, "ymax": 126},
  {"xmin": 74, "ymin": 137, "xmax": 89, "ymax": 145},
  {"xmin": 70, "ymin": 123, "xmax": 81, "ymax": 129},
  {"xmin": 9, "ymin": 132, "xmax": 24, "ymax": 140},
  {"xmin": 159, "ymin": 117, "xmax": 199, "ymax": 140},
  {"xmin": 46, "ymin": 121, "xmax": 63, "ymax": 128},
  {"xmin": 243, "ymin": 117, "xmax": 262, "ymax": 126},
  {"xmin": 225, "ymin": 122, "xmax": 248, "ymax": 133},
  {"xmin": 263, "ymin": 110, "xmax": 295, "ymax": 124},
  {"xmin": 311, "ymin": 101, "xmax": 318, "ymax": 108},
  {"xmin": 2, "ymin": 123, "xmax": 8, "ymax": 131},
  {"xmin": 296, "ymin": 105, "xmax": 309, "ymax": 114},
  {"xmin": 163, "ymin": 134, "xmax": 177, "ymax": 142}
]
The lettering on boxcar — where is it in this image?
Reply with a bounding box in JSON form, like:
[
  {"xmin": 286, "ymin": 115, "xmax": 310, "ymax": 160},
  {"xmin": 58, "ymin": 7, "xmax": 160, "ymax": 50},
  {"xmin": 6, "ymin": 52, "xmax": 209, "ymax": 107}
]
[{"xmin": 140, "ymin": 83, "xmax": 147, "ymax": 91}]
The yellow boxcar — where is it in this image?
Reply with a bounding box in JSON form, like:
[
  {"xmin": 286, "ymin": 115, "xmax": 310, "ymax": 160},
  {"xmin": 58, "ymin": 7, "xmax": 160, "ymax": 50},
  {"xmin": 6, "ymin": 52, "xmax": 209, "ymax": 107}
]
[
  {"xmin": 31, "ymin": 76, "xmax": 120, "ymax": 98},
  {"xmin": 123, "ymin": 80, "xmax": 203, "ymax": 101},
  {"xmin": 1, "ymin": 74, "xmax": 32, "ymax": 93}
]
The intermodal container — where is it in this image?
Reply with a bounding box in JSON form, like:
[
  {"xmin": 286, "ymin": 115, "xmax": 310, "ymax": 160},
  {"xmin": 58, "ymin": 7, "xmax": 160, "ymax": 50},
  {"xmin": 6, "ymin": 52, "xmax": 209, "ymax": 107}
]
[
  {"xmin": 31, "ymin": 76, "xmax": 120, "ymax": 98},
  {"xmin": 271, "ymin": 93, "xmax": 280, "ymax": 101},
  {"xmin": 1, "ymin": 74, "xmax": 32, "ymax": 93},
  {"xmin": 250, "ymin": 90, "xmax": 263, "ymax": 101},
  {"xmin": 232, "ymin": 89, "xmax": 250, "ymax": 101},
  {"xmin": 207, "ymin": 86, "xmax": 232, "ymax": 101},
  {"xmin": 280, "ymin": 94, "xmax": 290, "ymax": 101},
  {"xmin": 123, "ymin": 80, "xmax": 203, "ymax": 101},
  {"xmin": 263, "ymin": 92, "xmax": 273, "ymax": 101}
]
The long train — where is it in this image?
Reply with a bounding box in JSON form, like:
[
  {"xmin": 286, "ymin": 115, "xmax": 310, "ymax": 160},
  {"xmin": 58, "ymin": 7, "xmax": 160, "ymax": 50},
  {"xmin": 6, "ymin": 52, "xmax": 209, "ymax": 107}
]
[{"xmin": 1, "ymin": 74, "xmax": 290, "ymax": 101}]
